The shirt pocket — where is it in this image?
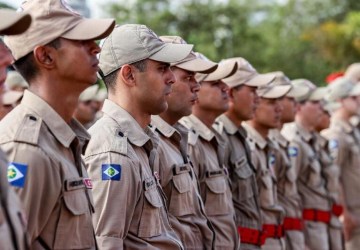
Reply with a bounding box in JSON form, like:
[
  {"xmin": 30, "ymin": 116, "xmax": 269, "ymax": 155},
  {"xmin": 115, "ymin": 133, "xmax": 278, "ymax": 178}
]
[
  {"xmin": 234, "ymin": 157, "xmax": 254, "ymax": 201},
  {"xmin": 169, "ymin": 164, "xmax": 195, "ymax": 217},
  {"xmin": 138, "ymin": 177, "xmax": 163, "ymax": 238},
  {"xmin": 54, "ymin": 185, "xmax": 94, "ymax": 249},
  {"xmin": 259, "ymin": 170, "xmax": 275, "ymax": 207},
  {"xmin": 204, "ymin": 176, "xmax": 230, "ymax": 216},
  {"xmin": 307, "ymin": 158, "xmax": 322, "ymax": 188}
]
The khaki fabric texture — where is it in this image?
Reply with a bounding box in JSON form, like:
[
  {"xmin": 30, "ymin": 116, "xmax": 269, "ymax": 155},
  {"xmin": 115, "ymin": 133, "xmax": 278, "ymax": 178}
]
[
  {"xmin": 180, "ymin": 114, "xmax": 240, "ymax": 250},
  {"xmin": 281, "ymin": 122, "xmax": 330, "ymax": 250},
  {"xmin": 150, "ymin": 116, "xmax": 215, "ymax": 250},
  {"xmin": 242, "ymin": 123, "xmax": 285, "ymax": 249},
  {"xmin": 214, "ymin": 114, "xmax": 262, "ymax": 250},
  {"xmin": 0, "ymin": 149, "xmax": 29, "ymax": 250},
  {"xmin": 0, "ymin": 90, "xmax": 95, "ymax": 249},
  {"xmin": 84, "ymin": 100, "xmax": 183, "ymax": 249},
  {"xmin": 268, "ymin": 129, "xmax": 305, "ymax": 250}
]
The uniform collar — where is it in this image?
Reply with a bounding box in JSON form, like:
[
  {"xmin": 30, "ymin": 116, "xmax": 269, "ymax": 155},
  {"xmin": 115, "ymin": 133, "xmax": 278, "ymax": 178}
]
[
  {"xmin": 151, "ymin": 115, "xmax": 181, "ymax": 141},
  {"xmin": 181, "ymin": 114, "xmax": 215, "ymax": 142},
  {"xmin": 216, "ymin": 114, "xmax": 238, "ymax": 135},
  {"xmin": 295, "ymin": 122, "xmax": 313, "ymax": 142},
  {"xmin": 315, "ymin": 132, "xmax": 327, "ymax": 148},
  {"xmin": 102, "ymin": 99, "xmax": 152, "ymax": 147},
  {"xmin": 242, "ymin": 122, "xmax": 268, "ymax": 149},
  {"xmin": 21, "ymin": 90, "xmax": 90, "ymax": 148},
  {"xmin": 269, "ymin": 128, "xmax": 288, "ymax": 147},
  {"xmin": 331, "ymin": 118, "xmax": 354, "ymax": 134}
]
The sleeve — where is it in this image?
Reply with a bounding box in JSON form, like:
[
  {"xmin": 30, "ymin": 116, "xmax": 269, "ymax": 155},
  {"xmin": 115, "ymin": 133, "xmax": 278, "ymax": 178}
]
[
  {"xmin": 2, "ymin": 142, "xmax": 61, "ymax": 243},
  {"xmin": 84, "ymin": 151, "xmax": 142, "ymax": 250}
]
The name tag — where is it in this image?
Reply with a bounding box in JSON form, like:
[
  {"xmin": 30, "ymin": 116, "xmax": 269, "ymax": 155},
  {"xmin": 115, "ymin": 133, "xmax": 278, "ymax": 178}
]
[
  {"xmin": 65, "ymin": 178, "xmax": 85, "ymax": 191},
  {"xmin": 206, "ymin": 169, "xmax": 227, "ymax": 178},
  {"xmin": 172, "ymin": 164, "xmax": 190, "ymax": 175},
  {"xmin": 144, "ymin": 177, "xmax": 156, "ymax": 191}
]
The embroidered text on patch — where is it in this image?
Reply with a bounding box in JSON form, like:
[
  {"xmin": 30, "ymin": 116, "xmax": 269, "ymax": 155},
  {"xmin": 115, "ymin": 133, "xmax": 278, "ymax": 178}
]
[
  {"xmin": 102, "ymin": 164, "xmax": 121, "ymax": 181},
  {"xmin": 7, "ymin": 162, "xmax": 28, "ymax": 188}
]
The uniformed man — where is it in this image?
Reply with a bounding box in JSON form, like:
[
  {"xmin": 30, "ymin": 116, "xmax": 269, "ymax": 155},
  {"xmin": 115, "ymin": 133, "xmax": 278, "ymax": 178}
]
[
  {"xmin": 150, "ymin": 35, "xmax": 217, "ymax": 249},
  {"xmin": 84, "ymin": 24, "xmax": 192, "ymax": 249},
  {"xmin": 281, "ymin": 79, "xmax": 331, "ymax": 250},
  {"xmin": 214, "ymin": 57, "xmax": 274, "ymax": 249},
  {"xmin": 268, "ymin": 72, "xmax": 308, "ymax": 250},
  {"xmin": 73, "ymin": 84, "xmax": 99, "ymax": 128},
  {"xmin": 0, "ymin": 1, "xmax": 115, "ymax": 248},
  {"xmin": 180, "ymin": 55, "xmax": 240, "ymax": 249},
  {"xmin": 0, "ymin": 8, "xmax": 31, "ymax": 250},
  {"xmin": 315, "ymin": 101, "xmax": 344, "ymax": 250},
  {"xmin": 242, "ymin": 82, "xmax": 290, "ymax": 250},
  {"xmin": 321, "ymin": 77, "xmax": 360, "ymax": 250}
]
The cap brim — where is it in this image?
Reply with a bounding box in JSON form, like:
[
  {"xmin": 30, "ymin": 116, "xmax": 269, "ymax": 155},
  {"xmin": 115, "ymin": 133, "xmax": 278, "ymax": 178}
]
[
  {"xmin": 286, "ymin": 85, "xmax": 309, "ymax": 99},
  {"xmin": 308, "ymin": 87, "xmax": 327, "ymax": 101},
  {"xmin": 61, "ymin": 18, "xmax": 115, "ymax": 41},
  {"xmin": 149, "ymin": 43, "xmax": 193, "ymax": 64},
  {"xmin": 2, "ymin": 91, "xmax": 23, "ymax": 105},
  {"xmin": 0, "ymin": 10, "xmax": 31, "ymax": 35},
  {"xmin": 260, "ymin": 85, "xmax": 291, "ymax": 99},
  {"xmin": 246, "ymin": 73, "xmax": 275, "ymax": 87},
  {"xmin": 349, "ymin": 84, "xmax": 360, "ymax": 97},
  {"xmin": 175, "ymin": 58, "xmax": 218, "ymax": 74},
  {"xmin": 203, "ymin": 61, "xmax": 238, "ymax": 82}
]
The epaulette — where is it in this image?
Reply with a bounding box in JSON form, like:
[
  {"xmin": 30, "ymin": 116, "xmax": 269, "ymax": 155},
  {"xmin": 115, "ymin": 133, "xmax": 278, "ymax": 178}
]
[
  {"xmin": 14, "ymin": 114, "xmax": 42, "ymax": 145},
  {"xmin": 212, "ymin": 120, "xmax": 224, "ymax": 135},
  {"xmin": 246, "ymin": 137, "xmax": 256, "ymax": 151},
  {"xmin": 187, "ymin": 128, "xmax": 199, "ymax": 146}
]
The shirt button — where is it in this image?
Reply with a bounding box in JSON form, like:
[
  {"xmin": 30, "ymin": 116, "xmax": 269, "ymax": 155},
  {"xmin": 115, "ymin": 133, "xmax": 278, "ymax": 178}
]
[
  {"xmin": 118, "ymin": 131, "xmax": 124, "ymax": 137},
  {"xmin": 29, "ymin": 115, "xmax": 37, "ymax": 121}
]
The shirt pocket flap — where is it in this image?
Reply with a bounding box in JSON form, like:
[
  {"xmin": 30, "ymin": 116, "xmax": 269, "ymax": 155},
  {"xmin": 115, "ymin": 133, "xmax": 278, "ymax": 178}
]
[
  {"xmin": 234, "ymin": 158, "xmax": 253, "ymax": 179},
  {"xmin": 205, "ymin": 178, "xmax": 226, "ymax": 194},
  {"xmin": 172, "ymin": 174, "xmax": 191, "ymax": 194},
  {"xmin": 261, "ymin": 174, "xmax": 272, "ymax": 189},
  {"xmin": 309, "ymin": 158, "xmax": 321, "ymax": 173},
  {"xmin": 144, "ymin": 187, "xmax": 163, "ymax": 208},
  {"xmin": 63, "ymin": 190, "xmax": 88, "ymax": 215}
]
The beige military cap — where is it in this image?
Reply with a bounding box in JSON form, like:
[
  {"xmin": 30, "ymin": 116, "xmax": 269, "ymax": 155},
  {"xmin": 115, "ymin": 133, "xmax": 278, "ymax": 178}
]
[
  {"xmin": 2, "ymin": 90, "xmax": 23, "ymax": 106},
  {"xmin": 79, "ymin": 84, "xmax": 99, "ymax": 102},
  {"xmin": 195, "ymin": 53, "xmax": 238, "ymax": 82},
  {"xmin": 99, "ymin": 24, "xmax": 193, "ymax": 77},
  {"xmin": 325, "ymin": 77, "xmax": 360, "ymax": 102},
  {"xmin": 290, "ymin": 79, "xmax": 327, "ymax": 102},
  {"xmin": 4, "ymin": 71, "xmax": 29, "ymax": 90},
  {"xmin": 344, "ymin": 63, "xmax": 360, "ymax": 82},
  {"xmin": 256, "ymin": 81, "xmax": 291, "ymax": 99},
  {"xmin": 160, "ymin": 36, "xmax": 218, "ymax": 74},
  {"xmin": 4, "ymin": 0, "xmax": 115, "ymax": 60},
  {"xmin": 95, "ymin": 88, "xmax": 107, "ymax": 102},
  {"xmin": 267, "ymin": 71, "xmax": 308, "ymax": 99},
  {"xmin": 0, "ymin": 9, "xmax": 31, "ymax": 35},
  {"xmin": 221, "ymin": 57, "xmax": 275, "ymax": 88}
]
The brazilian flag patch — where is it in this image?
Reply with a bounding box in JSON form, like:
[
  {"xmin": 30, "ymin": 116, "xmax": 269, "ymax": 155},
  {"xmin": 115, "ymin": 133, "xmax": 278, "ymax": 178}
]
[
  {"xmin": 102, "ymin": 164, "xmax": 121, "ymax": 181},
  {"xmin": 7, "ymin": 162, "xmax": 28, "ymax": 188},
  {"xmin": 288, "ymin": 147, "xmax": 298, "ymax": 157}
]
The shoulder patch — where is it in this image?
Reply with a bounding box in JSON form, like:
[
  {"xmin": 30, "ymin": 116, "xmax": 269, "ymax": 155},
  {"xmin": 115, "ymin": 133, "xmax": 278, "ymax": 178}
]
[
  {"xmin": 329, "ymin": 139, "xmax": 339, "ymax": 150},
  {"xmin": 102, "ymin": 164, "xmax": 121, "ymax": 181},
  {"xmin": 268, "ymin": 154, "xmax": 276, "ymax": 166},
  {"xmin": 7, "ymin": 162, "xmax": 28, "ymax": 188},
  {"xmin": 288, "ymin": 146, "xmax": 298, "ymax": 157}
]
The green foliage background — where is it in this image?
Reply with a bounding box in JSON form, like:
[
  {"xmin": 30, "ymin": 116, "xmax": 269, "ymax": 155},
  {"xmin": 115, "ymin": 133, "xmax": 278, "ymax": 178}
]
[{"xmin": 103, "ymin": 0, "xmax": 360, "ymax": 85}]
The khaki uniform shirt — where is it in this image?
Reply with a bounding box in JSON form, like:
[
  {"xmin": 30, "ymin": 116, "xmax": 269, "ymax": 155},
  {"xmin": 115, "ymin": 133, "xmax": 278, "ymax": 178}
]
[
  {"xmin": 214, "ymin": 115, "xmax": 262, "ymax": 247},
  {"xmin": 0, "ymin": 149, "xmax": 28, "ymax": 250},
  {"xmin": 0, "ymin": 90, "xmax": 95, "ymax": 249},
  {"xmin": 242, "ymin": 123, "xmax": 284, "ymax": 225},
  {"xmin": 180, "ymin": 114, "xmax": 239, "ymax": 250},
  {"xmin": 322, "ymin": 119, "xmax": 360, "ymax": 216},
  {"xmin": 84, "ymin": 100, "xmax": 183, "ymax": 249},
  {"xmin": 268, "ymin": 129, "xmax": 302, "ymax": 219},
  {"xmin": 281, "ymin": 122, "xmax": 329, "ymax": 211},
  {"xmin": 150, "ymin": 116, "xmax": 215, "ymax": 249}
]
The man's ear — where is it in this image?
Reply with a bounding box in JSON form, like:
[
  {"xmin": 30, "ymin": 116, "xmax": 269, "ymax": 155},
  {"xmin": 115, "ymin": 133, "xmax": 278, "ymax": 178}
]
[
  {"xmin": 119, "ymin": 64, "xmax": 136, "ymax": 87},
  {"xmin": 33, "ymin": 45, "xmax": 56, "ymax": 69}
]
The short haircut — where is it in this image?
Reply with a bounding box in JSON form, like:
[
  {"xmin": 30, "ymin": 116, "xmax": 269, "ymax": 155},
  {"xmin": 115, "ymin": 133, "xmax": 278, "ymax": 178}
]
[
  {"xmin": 13, "ymin": 38, "xmax": 62, "ymax": 83},
  {"xmin": 102, "ymin": 59, "xmax": 148, "ymax": 91}
]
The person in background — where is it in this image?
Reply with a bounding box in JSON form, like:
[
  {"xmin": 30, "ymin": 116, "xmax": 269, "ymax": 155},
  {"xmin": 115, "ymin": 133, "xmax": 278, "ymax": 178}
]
[
  {"xmin": 4, "ymin": 70, "xmax": 28, "ymax": 92},
  {"xmin": 73, "ymin": 84, "xmax": 99, "ymax": 128}
]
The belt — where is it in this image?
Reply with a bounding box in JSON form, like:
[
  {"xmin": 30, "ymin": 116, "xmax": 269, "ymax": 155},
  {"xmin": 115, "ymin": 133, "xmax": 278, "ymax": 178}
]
[
  {"xmin": 283, "ymin": 217, "xmax": 304, "ymax": 231},
  {"xmin": 262, "ymin": 224, "xmax": 284, "ymax": 238},
  {"xmin": 303, "ymin": 209, "xmax": 331, "ymax": 224},
  {"xmin": 332, "ymin": 204, "xmax": 343, "ymax": 217},
  {"xmin": 237, "ymin": 227, "xmax": 266, "ymax": 246}
]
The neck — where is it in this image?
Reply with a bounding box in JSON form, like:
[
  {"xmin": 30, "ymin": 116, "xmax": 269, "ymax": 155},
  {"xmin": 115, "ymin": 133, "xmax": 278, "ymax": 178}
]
[
  {"xmin": 108, "ymin": 92, "xmax": 150, "ymax": 129},
  {"xmin": 295, "ymin": 115, "xmax": 314, "ymax": 132},
  {"xmin": 225, "ymin": 110, "xmax": 243, "ymax": 127},
  {"xmin": 248, "ymin": 120, "xmax": 269, "ymax": 139},
  {"xmin": 332, "ymin": 108, "xmax": 353, "ymax": 122},
  {"xmin": 159, "ymin": 111, "xmax": 181, "ymax": 126},
  {"xmin": 192, "ymin": 108, "xmax": 218, "ymax": 128}
]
